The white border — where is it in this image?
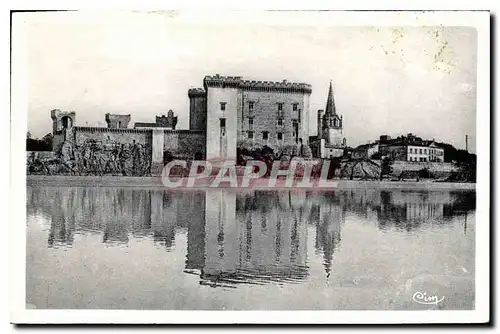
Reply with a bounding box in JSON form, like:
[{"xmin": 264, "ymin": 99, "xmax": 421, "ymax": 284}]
[{"xmin": 9, "ymin": 10, "xmax": 490, "ymax": 324}]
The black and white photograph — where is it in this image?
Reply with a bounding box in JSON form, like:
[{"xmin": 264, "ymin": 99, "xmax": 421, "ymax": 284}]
[{"xmin": 9, "ymin": 9, "xmax": 490, "ymax": 325}]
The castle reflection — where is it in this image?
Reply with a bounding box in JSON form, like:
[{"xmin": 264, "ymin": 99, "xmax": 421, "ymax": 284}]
[{"xmin": 27, "ymin": 186, "xmax": 475, "ymax": 287}]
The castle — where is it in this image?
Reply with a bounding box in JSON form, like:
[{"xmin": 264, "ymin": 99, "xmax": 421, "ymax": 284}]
[
  {"xmin": 189, "ymin": 75, "xmax": 313, "ymax": 161},
  {"xmin": 36, "ymin": 75, "xmax": 345, "ymax": 176}
]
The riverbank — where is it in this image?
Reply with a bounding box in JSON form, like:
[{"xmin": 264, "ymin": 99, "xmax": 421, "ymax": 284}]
[{"xmin": 26, "ymin": 175, "xmax": 476, "ymax": 191}]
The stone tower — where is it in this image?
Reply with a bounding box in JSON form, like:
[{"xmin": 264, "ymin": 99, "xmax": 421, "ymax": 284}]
[
  {"xmin": 321, "ymin": 81, "xmax": 343, "ymax": 147},
  {"xmin": 188, "ymin": 88, "xmax": 207, "ymax": 131},
  {"xmin": 105, "ymin": 113, "xmax": 131, "ymax": 129},
  {"xmin": 51, "ymin": 109, "xmax": 76, "ymax": 134}
]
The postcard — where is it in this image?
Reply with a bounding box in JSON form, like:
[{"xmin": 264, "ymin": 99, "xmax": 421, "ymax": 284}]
[{"xmin": 10, "ymin": 10, "xmax": 490, "ymax": 324}]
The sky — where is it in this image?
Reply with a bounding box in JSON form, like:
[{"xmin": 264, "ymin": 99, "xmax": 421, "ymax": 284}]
[{"xmin": 24, "ymin": 12, "xmax": 477, "ymax": 152}]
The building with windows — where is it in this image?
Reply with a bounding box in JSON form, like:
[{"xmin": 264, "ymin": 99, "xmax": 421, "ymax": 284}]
[
  {"xmin": 407, "ymin": 142, "xmax": 444, "ymax": 162},
  {"xmin": 189, "ymin": 74, "xmax": 312, "ymax": 161},
  {"xmin": 378, "ymin": 134, "xmax": 445, "ymax": 162}
]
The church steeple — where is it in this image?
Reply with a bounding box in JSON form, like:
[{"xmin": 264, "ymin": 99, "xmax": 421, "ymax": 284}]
[{"xmin": 325, "ymin": 81, "xmax": 336, "ymax": 116}]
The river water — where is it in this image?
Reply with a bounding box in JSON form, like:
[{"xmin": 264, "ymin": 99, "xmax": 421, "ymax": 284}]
[{"xmin": 26, "ymin": 186, "xmax": 475, "ymax": 310}]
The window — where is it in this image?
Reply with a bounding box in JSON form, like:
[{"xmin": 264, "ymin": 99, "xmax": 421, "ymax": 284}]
[
  {"xmin": 419, "ymin": 148, "xmax": 422, "ymax": 154},
  {"xmin": 248, "ymin": 117, "xmax": 253, "ymax": 126},
  {"xmin": 409, "ymin": 157, "xmax": 413, "ymax": 161},
  {"xmin": 248, "ymin": 131, "xmax": 253, "ymax": 139},
  {"xmin": 409, "ymin": 148, "xmax": 413, "ymax": 153},
  {"xmin": 249, "ymin": 101, "xmax": 254, "ymax": 112},
  {"xmin": 277, "ymin": 103, "xmax": 283, "ymax": 111},
  {"xmin": 292, "ymin": 103, "xmax": 298, "ymax": 111},
  {"xmin": 277, "ymin": 132, "xmax": 283, "ymax": 140},
  {"xmin": 220, "ymin": 102, "xmax": 226, "ymax": 111},
  {"xmin": 262, "ymin": 131, "xmax": 269, "ymax": 140},
  {"xmin": 277, "ymin": 118, "xmax": 283, "ymax": 126},
  {"xmin": 220, "ymin": 118, "xmax": 226, "ymax": 127},
  {"xmin": 424, "ymin": 149, "xmax": 427, "ymax": 154}
]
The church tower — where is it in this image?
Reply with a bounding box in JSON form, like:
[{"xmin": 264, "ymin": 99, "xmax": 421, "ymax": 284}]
[{"xmin": 321, "ymin": 81, "xmax": 343, "ymax": 147}]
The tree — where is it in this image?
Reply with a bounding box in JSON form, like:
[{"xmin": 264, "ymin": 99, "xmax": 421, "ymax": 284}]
[
  {"xmin": 26, "ymin": 132, "xmax": 53, "ymax": 151},
  {"xmin": 41, "ymin": 133, "xmax": 53, "ymax": 147}
]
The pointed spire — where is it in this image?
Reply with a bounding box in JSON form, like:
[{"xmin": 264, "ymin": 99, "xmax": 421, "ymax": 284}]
[{"xmin": 325, "ymin": 80, "xmax": 336, "ymax": 116}]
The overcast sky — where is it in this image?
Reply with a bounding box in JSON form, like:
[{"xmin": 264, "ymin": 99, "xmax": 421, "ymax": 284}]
[{"xmin": 24, "ymin": 12, "xmax": 477, "ymax": 151}]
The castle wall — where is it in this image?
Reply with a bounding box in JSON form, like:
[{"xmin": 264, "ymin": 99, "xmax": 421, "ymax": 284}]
[
  {"xmin": 238, "ymin": 90, "xmax": 310, "ymax": 152},
  {"xmin": 206, "ymin": 87, "xmax": 239, "ymax": 161},
  {"xmin": 177, "ymin": 131, "xmax": 205, "ymax": 159},
  {"xmin": 151, "ymin": 130, "xmax": 164, "ymax": 175},
  {"xmin": 73, "ymin": 127, "xmax": 152, "ymax": 147},
  {"xmin": 163, "ymin": 131, "xmax": 206, "ymax": 160},
  {"xmin": 34, "ymin": 127, "xmax": 207, "ymax": 177}
]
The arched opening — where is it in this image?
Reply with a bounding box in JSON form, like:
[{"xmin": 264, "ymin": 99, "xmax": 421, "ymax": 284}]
[{"xmin": 61, "ymin": 116, "xmax": 72, "ymax": 129}]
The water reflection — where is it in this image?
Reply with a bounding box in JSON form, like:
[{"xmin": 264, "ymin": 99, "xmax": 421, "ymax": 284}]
[{"xmin": 28, "ymin": 187, "xmax": 476, "ymax": 288}]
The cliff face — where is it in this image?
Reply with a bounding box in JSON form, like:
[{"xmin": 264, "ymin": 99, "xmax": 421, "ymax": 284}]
[{"xmin": 339, "ymin": 160, "xmax": 381, "ymax": 180}]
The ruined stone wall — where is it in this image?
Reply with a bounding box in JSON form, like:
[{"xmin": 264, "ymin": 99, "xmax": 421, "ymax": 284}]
[
  {"xmin": 105, "ymin": 114, "xmax": 131, "ymax": 129},
  {"xmin": 52, "ymin": 133, "xmax": 65, "ymax": 153}
]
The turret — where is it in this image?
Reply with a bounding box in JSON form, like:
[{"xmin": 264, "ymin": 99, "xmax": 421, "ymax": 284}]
[
  {"xmin": 188, "ymin": 88, "xmax": 207, "ymax": 131},
  {"xmin": 51, "ymin": 109, "xmax": 76, "ymax": 134}
]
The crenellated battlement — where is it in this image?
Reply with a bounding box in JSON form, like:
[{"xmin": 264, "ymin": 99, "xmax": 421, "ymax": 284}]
[
  {"xmin": 72, "ymin": 126, "xmax": 204, "ymax": 135},
  {"xmin": 203, "ymin": 74, "xmax": 312, "ymax": 94},
  {"xmin": 188, "ymin": 88, "xmax": 206, "ymax": 97},
  {"xmin": 73, "ymin": 126, "xmax": 152, "ymax": 134}
]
